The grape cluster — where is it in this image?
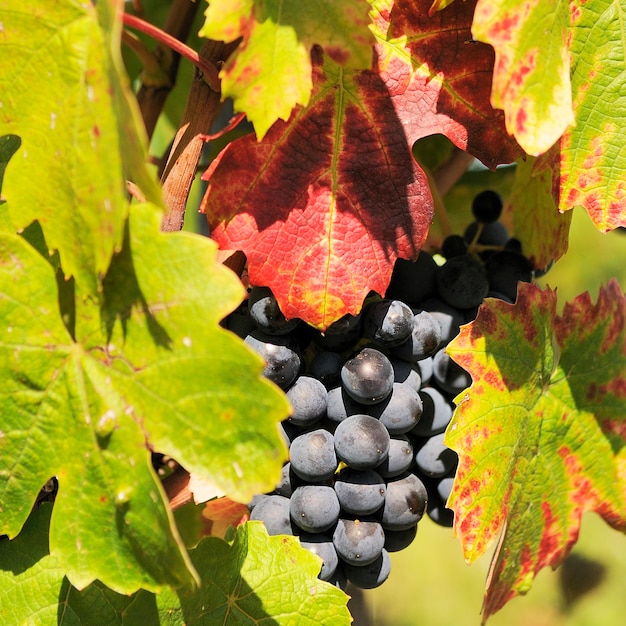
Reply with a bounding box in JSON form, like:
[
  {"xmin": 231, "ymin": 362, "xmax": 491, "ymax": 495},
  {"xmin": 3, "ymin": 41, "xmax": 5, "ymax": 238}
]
[{"xmin": 225, "ymin": 190, "xmax": 534, "ymax": 589}]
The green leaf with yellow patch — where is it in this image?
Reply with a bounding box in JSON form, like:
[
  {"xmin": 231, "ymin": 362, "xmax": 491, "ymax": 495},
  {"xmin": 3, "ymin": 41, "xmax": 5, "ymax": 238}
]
[{"xmin": 445, "ymin": 281, "xmax": 626, "ymax": 622}]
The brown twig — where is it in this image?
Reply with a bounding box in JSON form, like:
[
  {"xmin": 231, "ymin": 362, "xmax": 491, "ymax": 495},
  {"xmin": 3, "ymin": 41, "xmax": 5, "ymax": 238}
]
[
  {"xmin": 160, "ymin": 40, "xmax": 240, "ymax": 232},
  {"xmin": 124, "ymin": 0, "xmax": 202, "ymax": 139}
]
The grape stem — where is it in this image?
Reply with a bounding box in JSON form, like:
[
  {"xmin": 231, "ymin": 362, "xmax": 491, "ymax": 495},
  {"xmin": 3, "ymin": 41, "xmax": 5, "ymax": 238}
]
[{"xmin": 122, "ymin": 12, "xmax": 221, "ymax": 92}]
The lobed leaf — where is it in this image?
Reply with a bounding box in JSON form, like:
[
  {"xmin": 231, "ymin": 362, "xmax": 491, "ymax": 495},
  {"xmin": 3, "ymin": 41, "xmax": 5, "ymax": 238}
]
[
  {"xmin": 445, "ymin": 281, "xmax": 626, "ymax": 621},
  {"xmin": 0, "ymin": 204, "xmax": 289, "ymax": 594},
  {"xmin": 203, "ymin": 0, "xmax": 521, "ymax": 330},
  {"xmin": 156, "ymin": 522, "xmax": 352, "ymax": 625},
  {"xmin": 0, "ymin": 0, "xmax": 160, "ymax": 295},
  {"xmin": 199, "ymin": 0, "xmax": 375, "ymax": 139},
  {"xmin": 472, "ymin": 0, "xmax": 573, "ymax": 156},
  {"xmin": 506, "ymin": 155, "xmax": 572, "ymax": 270}
]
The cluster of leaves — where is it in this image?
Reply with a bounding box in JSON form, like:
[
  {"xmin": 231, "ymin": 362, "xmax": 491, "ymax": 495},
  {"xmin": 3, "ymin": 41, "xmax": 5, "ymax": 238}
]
[{"xmin": 0, "ymin": 0, "xmax": 624, "ymax": 624}]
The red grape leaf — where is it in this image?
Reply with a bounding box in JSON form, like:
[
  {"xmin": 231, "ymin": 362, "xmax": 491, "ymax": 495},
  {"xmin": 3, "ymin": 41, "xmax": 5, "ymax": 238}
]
[
  {"xmin": 199, "ymin": 0, "xmax": 374, "ymax": 139},
  {"xmin": 202, "ymin": 54, "xmax": 433, "ymax": 330},
  {"xmin": 372, "ymin": 0, "xmax": 522, "ymax": 169},
  {"xmin": 472, "ymin": 0, "xmax": 574, "ymax": 156},
  {"xmin": 202, "ymin": 0, "xmax": 520, "ymax": 330},
  {"xmin": 505, "ymin": 155, "xmax": 572, "ymax": 270},
  {"xmin": 445, "ymin": 281, "xmax": 626, "ymax": 622}
]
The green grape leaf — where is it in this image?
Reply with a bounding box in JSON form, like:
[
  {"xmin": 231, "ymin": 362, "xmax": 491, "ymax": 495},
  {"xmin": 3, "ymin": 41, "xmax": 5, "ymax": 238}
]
[
  {"xmin": 506, "ymin": 155, "xmax": 572, "ymax": 270},
  {"xmin": 203, "ymin": 0, "xmax": 521, "ymax": 330},
  {"xmin": 0, "ymin": 504, "xmax": 158, "ymax": 625},
  {"xmin": 472, "ymin": 0, "xmax": 573, "ymax": 156},
  {"xmin": 445, "ymin": 281, "xmax": 626, "ymax": 622},
  {"xmin": 0, "ymin": 204, "xmax": 289, "ymax": 593},
  {"xmin": 199, "ymin": 0, "xmax": 375, "ymax": 139},
  {"xmin": 156, "ymin": 521, "xmax": 351, "ymax": 625},
  {"xmin": 0, "ymin": 0, "xmax": 161, "ymax": 296}
]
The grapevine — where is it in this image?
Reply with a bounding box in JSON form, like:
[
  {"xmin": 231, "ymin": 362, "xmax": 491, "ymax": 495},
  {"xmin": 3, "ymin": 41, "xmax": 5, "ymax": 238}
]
[{"xmin": 0, "ymin": 1, "xmax": 624, "ymax": 625}]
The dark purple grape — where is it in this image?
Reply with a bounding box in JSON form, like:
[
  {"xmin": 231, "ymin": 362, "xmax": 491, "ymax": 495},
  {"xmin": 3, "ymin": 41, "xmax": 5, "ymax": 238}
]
[
  {"xmin": 367, "ymin": 383, "xmax": 423, "ymax": 434},
  {"xmin": 332, "ymin": 518, "xmax": 385, "ymax": 566},
  {"xmin": 286, "ymin": 375, "xmax": 328, "ymax": 427},
  {"xmin": 341, "ymin": 348, "xmax": 394, "ymax": 405},
  {"xmin": 432, "ymin": 348, "xmax": 472, "ymax": 395},
  {"xmin": 410, "ymin": 386, "xmax": 453, "ymax": 437},
  {"xmin": 343, "ymin": 549, "xmax": 391, "ymax": 589},
  {"xmin": 389, "ymin": 357, "xmax": 422, "ymax": 393},
  {"xmin": 290, "ymin": 485, "xmax": 340, "ymax": 533},
  {"xmin": 391, "ymin": 310, "xmax": 442, "ymax": 363},
  {"xmin": 376, "ymin": 434, "xmax": 414, "ymax": 478},
  {"xmin": 436, "ymin": 475, "xmax": 455, "ymax": 503},
  {"xmin": 250, "ymin": 495, "xmax": 293, "ymax": 536},
  {"xmin": 244, "ymin": 330, "xmax": 301, "ymax": 390},
  {"xmin": 315, "ymin": 313, "xmax": 362, "ymax": 351},
  {"xmin": 419, "ymin": 297, "xmax": 465, "ymax": 345},
  {"xmin": 334, "ymin": 415, "xmax": 390, "ymax": 470},
  {"xmin": 380, "ymin": 472, "xmax": 428, "ymax": 531},
  {"xmin": 299, "ymin": 533, "xmax": 339, "ymax": 581},
  {"xmin": 441, "ymin": 234, "xmax": 468, "ymax": 259},
  {"xmin": 334, "ymin": 468, "xmax": 386, "ymax": 516},
  {"xmin": 364, "ymin": 299, "xmax": 415, "ymax": 348},
  {"xmin": 309, "ymin": 350, "xmax": 343, "ymax": 388},
  {"xmin": 471, "ymin": 190, "xmax": 503, "ymax": 223},
  {"xmin": 463, "ymin": 220, "xmax": 509, "ymax": 247},
  {"xmin": 248, "ymin": 285, "xmax": 300, "ymax": 335},
  {"xmin": 415, "ymin": 432, "xmax": 458, "ymax": 478},
  {"xmin": 326, "ymin": 386, "xmax": 363, "ymax": 424},
  {"xmin": 436, "ymin": 255, "xmax": 489, "ymax": 309},
  {"xmin": 289, "ymin": 429, "xmax": 337, "ymax": 482},
  {"xmin": 385, "ymin": 252, "xmax": 438, "ymax": 305},
  {"xmin": 384, "ymin": 525, "xmax": 418, "ymax": 552},
  {"xmin": 485, "ymin": 250, "xmax": 533, "ymax": 302}
]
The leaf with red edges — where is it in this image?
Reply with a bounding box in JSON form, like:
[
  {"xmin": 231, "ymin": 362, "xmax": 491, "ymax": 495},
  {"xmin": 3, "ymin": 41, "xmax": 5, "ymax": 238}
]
[
  {"xmin": 535, "ymin": 1, "xmax": 626, "ymax": 231},
  {"xmin": 506, "ymin": 155, "xmax": 572, "ymax": 270},
  {"xmin": 472, "ymin": 0, "xmax": 574, "ymax": 156},
  {"xmin": 445, "ymin": 281, "xmax": 626, "ymax": 622},
  {"xmin": 372, "ymin": 0, "xmax": 522, "ymax": 168},
  {"xmin": 202, "ymin": 54, "xmax": 433, "ymax": 330},
  {"xmin": 199, "ymin": 0, "xmax": 374, "ymax": 139}
]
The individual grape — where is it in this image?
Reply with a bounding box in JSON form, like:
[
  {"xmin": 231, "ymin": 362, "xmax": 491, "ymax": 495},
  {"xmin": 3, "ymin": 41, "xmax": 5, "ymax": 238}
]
[
  {"xmin": 415, "ymin": 356, "xmax": 433, "ymax": 386},
  {"xmin": 223, "ymin": 301, "xmax": 256, "ymax": 338},
  {"xmin": 368, "ymin": 383, "xmax": 423, "ymax": 434},
  {"xmin": 410, "ymin": 386, "xmax": 453, "ymax": 437},
  {"xmin": 250, "ymin": 495, "xmax": 293, "ymax": 536},
  {"xmin": 485, "ymin": 250, "xmax": 533, "ymax": 302},
  {"xmin": 432, "ymin": 348, "xmax": 472, "ymax": 395},
  {"xmin": 376, "ymin": 434, "xmax": 414, "ymax": 478},
  {"xmin": 244, "ymin": 330, "xmax": 301, "ymax": 390},
  {"xmin": 332, "ymin": 518, "xmax": 385, "ymax": 566},
  {"xmin": 384, "ymin": 525, "xmax": 417, "ymax": 552},
  {"xmin": 415, "ymin": 432, "xmax": 458, "ymax": 478},
  {"xmin": 389, "ymin": 357, "xmax": 422, "ymax": 393},
  {"xmin": 385, "ymin": 252, "xmax": 438, "ymax": 306},
  {"xmin": 436, "ymin": 475, "xmax": 455, "ymax": 503},
  {"xmin": 441, "ymin": 234, "xmax": 468, "ymax": 259},
  {"xmin": 471, "ymin": 189, "xmax": 503, "ymax": 223},
  {"xmin": 463, "ymin": 220, "xmax": 509, "ymax": 247},
  {"xmin": 391, "ymin": 310, "xmax": 442, "ymax": 363},
  {"xmin": 427, "ymin": 495, "xmax": 454, "ymax": 527},
  {"xmin": 299, "ymin": 533, "xmax": 339, "ymax": 581},
  {"xmin": 380, "ymin": 472, "xmax": 428, "ymax": 531},
  {"xmin": 436, "ymin": 255, "xmax": 490, "ymax": 309},
  {"xmin": 326, "ymin": 386, "xmax": 363, "ymax": 424},
  {"xmin": 341, "ymin": 348, "xmax": 394, "ymax": 405},
  {"xmin": 364, "ymin": 299, "xmax": 415, "ymax": 348},
  {"xmin": 504, "ymin": 237, "xmax": 523, "ymax": 253},
  {"xmin": 290, "ymin": 485, "xmax": 340, "ymax": 533},
  {"xmin": 334, "ymin": 468, "xmax": 386, "ymax": 516},
  {"xmin": 419, "ymin": 297, "xmax": 465, "ymax": 345},
  {"xmin": 248, "ymin": 285, "xmax": 300, "ymax": 335},
  {"xmin": 286, "ymin": 375, "xmax": 328, "ymax": 427},
  {"xmin": 289, "ymin": 429, "xmax": 337, "ymax": 482},
  {"xmin": 273, "ymin": 462, "xmax": 298, "ymax": 498},
  {"xmin": 309, "ymin": 350, "xmax": 343, "ymax": 388},
  {"xmin": 334, "ymin": 415, "xmax": 390, "ymax": 470},
  {"xmin": 343, "ymin": 549, "xmax": 392, "ymax": 589},
  {"xmin": 315, "ymin": 312, "xmax": 362, "ymax": 351}
]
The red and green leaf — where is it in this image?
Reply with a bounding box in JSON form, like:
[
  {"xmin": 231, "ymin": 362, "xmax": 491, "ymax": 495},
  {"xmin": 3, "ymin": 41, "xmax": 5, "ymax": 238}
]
[
  {"xmin": 445, "ymin": 281, "xmax": 626, "ymax": 622},
  {"xmin": 471, "ymin": 0, "xmax": 573, "ymax": 156},
  {"xmin": 203, "ymin": 0, "xmax": 520, "ymax": 329},
  {"xmin": 199, "ymin": 0, "xmax": 375, "ymax": 139}
]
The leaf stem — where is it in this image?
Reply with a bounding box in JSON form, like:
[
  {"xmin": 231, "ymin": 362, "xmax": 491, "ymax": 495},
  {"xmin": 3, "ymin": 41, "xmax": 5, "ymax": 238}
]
[{"xmin": 122, "ymin": 12, "xmax": 221, "ymax": 92}]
